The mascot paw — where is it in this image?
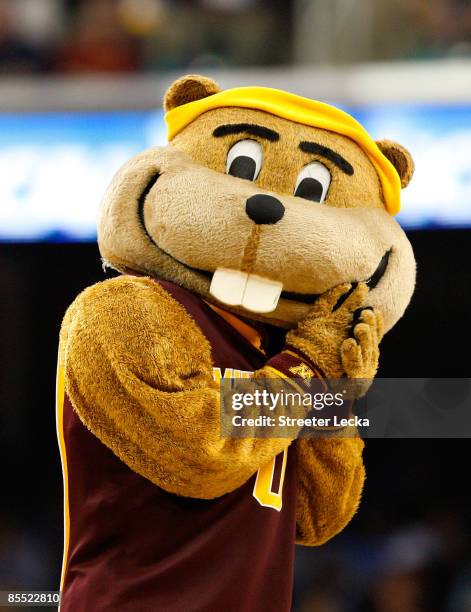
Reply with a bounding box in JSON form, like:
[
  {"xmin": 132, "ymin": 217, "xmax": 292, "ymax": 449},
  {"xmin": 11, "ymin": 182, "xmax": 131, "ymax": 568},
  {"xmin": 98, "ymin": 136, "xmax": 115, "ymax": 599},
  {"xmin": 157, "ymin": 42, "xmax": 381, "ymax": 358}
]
[
  {"xmin": 341, "ymin": 307, "xmax": 383, "ymax": 397},
  {"xmin": 286, "ymin": 282, "xmax": 373, "ymax": 379}
]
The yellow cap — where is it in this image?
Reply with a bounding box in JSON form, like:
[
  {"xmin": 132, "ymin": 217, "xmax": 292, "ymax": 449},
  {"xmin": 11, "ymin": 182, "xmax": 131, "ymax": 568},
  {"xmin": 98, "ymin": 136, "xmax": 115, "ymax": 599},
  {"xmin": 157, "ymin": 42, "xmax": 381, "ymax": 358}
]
[{"xmin": 165, "ymin": 86, "xmax": 402, "ymax": 215}]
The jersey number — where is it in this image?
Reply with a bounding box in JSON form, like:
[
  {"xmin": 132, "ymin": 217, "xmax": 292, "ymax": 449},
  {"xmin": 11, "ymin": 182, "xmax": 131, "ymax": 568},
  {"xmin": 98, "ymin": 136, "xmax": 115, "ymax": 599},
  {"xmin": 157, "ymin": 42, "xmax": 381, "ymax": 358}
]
[{"xmin": 253, "ymin": 449, "xmax": 287, "ymax": 511}]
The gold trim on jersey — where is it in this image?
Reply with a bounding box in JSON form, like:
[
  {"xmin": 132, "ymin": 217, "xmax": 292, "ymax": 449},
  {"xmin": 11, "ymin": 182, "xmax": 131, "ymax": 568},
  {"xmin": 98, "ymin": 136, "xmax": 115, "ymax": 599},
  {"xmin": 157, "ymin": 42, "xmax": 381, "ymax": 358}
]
[{"xmin": 55, "ymin": 362, "xmax": 70, "ymax": 599}]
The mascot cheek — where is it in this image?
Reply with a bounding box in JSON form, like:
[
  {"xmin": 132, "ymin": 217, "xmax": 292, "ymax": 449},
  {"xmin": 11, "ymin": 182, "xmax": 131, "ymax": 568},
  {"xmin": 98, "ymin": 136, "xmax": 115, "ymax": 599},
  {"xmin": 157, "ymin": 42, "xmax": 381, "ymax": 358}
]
[
  {"xmin": 367, "ymin": 239, "xmax": 416, "ymax": 334},
  {"xmin": 141, "ymin": 169, "xmax": 256, "ymax": 272}
]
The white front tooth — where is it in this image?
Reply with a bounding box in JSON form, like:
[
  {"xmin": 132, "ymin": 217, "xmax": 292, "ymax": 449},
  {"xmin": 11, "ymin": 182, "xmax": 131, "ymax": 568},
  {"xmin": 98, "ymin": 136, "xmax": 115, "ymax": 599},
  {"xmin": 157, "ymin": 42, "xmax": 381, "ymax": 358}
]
[
  {"xmin": 242, "ymin": 275, "xmax": 283, "ymax": 313},
  {"xmin": 210, "ymin": 268, "xmax": 248, "ymax": 306}
]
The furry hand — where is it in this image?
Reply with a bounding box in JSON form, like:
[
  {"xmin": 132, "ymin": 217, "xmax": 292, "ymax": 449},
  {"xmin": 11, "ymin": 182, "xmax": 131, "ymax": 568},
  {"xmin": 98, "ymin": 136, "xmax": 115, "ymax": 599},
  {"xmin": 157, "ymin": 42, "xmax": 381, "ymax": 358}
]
[{"xmin": 286, "ymin": 282, "xmax": 383, "ymax": 385}]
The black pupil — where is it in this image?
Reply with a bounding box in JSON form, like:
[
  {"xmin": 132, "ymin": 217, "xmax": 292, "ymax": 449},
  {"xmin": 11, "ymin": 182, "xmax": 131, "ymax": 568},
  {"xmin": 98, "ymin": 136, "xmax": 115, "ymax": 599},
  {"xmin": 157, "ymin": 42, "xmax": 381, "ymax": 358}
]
[
  {"xmin": 228, "ymin": 156, "xmax": 256, "ymax": 181},
  {"xmin": 295, "ymin": 177, "xmax": 324, "ymax": 202}
]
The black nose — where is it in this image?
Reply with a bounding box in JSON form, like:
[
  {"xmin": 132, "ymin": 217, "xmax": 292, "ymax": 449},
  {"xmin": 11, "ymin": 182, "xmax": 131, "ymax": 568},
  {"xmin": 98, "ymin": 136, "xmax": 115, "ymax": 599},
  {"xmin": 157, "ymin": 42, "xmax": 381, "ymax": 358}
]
[{"xmin": 245, "ymin": 194, "xmax": 285, "ymax": 225}]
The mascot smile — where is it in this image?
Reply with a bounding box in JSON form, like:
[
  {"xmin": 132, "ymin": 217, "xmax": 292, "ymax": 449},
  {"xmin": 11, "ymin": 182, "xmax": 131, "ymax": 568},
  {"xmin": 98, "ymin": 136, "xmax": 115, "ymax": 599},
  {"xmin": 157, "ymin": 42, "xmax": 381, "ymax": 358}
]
[{"xmin": 57, "ymin": 75, "xmax": 415, "ymax": 612}]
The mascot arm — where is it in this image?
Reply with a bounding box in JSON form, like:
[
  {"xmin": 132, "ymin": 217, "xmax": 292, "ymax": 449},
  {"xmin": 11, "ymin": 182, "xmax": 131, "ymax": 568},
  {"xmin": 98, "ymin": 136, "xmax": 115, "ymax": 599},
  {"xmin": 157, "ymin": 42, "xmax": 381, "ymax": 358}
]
[
  {"xmin": 295, "ymin": 436, "xmax": 365, "ymax": 546},
  {"xmin": 61, "ymin": 276, "xmax": 295, "ymax": 499}
]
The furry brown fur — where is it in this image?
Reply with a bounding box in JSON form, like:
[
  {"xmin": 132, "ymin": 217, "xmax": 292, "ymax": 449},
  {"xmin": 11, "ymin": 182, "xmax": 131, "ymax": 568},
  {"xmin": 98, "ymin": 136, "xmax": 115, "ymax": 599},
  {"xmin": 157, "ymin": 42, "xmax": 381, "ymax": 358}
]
[
  {"xmin": 61, "ymin": 75, "xmax": 417, "ymax": 555},
  {"xmin": 287, "ymin": 282, "xmax": 382, "ymax": 379},
  {"xmin": 377, "ymin": 139, "xmax": 415, "ymax": 188},
  {"xmin": 98, "ymin": 144, "xmax": 415, "ymax": 333},
  {"xmin": 295, "ymin": 437, "xmax": 365, "ymax": 545},
  {"xmin": 60, "ymin": 275, "xmax": 365, "ymax": 543},
  {"xmin": 171, "ymin": 107, "xmax": 385, "ymax": 210},
  {"xmin": 164, "ymin": 74, "xmax": 221, "ymax": 112}
]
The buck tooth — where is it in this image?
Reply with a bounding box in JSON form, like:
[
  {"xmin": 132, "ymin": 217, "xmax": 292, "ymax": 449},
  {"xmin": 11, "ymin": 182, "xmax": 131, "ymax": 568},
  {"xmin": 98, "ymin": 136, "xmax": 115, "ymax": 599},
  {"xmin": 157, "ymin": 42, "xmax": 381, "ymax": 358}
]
[
  {"xmin": 242, "ymin": 275, "xmax": 283, "ymax": 313},
  {"xmin": 210, "ymin": 268, "xmax": 248, "ymax": 306}
]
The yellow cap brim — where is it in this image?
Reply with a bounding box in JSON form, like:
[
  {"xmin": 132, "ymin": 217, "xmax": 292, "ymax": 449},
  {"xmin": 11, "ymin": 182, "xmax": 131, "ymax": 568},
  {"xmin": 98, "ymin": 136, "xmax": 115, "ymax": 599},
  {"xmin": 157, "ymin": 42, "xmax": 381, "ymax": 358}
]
[{"xmin": 165, "ymin": 86, "xmax": 402, "ymax": 215}]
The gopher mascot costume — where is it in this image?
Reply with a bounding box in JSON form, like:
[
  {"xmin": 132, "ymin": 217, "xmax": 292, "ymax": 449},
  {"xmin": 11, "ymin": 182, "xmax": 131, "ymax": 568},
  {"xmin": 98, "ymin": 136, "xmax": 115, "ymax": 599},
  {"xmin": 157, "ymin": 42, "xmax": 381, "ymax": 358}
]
[{"xmin": 56, "ymin": 75, "xmax": 416, "ymax": 611}]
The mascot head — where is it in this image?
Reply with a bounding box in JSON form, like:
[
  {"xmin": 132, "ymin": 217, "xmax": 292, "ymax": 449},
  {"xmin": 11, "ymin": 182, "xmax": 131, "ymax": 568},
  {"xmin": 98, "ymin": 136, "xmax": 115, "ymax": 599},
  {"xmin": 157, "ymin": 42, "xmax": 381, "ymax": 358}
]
[{"xmin": 98, "ymin": 74, "xmax": 416, "ymax": 332}]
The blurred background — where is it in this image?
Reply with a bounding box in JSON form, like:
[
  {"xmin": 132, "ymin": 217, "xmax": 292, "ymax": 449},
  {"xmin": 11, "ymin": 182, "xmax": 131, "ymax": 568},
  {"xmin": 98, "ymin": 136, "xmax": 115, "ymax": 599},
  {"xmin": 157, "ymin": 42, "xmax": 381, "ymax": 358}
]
[{"xmin": 0, "ymin": 1, "xmax": 470, "ymax": 611}]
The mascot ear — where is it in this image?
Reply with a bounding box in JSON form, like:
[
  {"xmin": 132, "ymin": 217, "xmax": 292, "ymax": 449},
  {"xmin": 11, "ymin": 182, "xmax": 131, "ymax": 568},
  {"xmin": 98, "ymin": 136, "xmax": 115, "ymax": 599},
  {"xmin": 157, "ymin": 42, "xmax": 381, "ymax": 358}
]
[
  {"xmin": 376, "ymin": 139, "xmax": 415, "ymax": 188},
  {"xmin": 164, "ymin": 75, "xmax": 221, "ymax": 112}
]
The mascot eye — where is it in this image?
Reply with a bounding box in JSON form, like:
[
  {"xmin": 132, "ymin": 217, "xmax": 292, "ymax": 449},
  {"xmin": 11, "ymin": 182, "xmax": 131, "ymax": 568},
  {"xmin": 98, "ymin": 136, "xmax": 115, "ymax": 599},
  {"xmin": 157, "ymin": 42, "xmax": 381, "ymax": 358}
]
[
  {"xmin": 226, "ymin": 140, "xmax": 263, "ymax": 181},
  {"xmin": 294, "ymin": 162, "xmax": 331, "ymax": 203}
]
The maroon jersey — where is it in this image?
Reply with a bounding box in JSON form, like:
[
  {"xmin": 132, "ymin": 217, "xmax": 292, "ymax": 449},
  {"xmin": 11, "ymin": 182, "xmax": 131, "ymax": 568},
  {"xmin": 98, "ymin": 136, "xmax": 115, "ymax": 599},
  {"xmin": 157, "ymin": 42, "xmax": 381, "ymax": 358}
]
[{"xmin": 57, "ymin": 279, "xmax": 297, "ymax": 612}]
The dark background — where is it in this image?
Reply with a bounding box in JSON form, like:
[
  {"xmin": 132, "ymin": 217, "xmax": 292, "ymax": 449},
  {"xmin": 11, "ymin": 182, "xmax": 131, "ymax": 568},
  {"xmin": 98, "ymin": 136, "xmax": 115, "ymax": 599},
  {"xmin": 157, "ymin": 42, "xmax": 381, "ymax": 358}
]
[{"xmin": 1, "ymin": 228, "xmax": 470, "ymax": 611}]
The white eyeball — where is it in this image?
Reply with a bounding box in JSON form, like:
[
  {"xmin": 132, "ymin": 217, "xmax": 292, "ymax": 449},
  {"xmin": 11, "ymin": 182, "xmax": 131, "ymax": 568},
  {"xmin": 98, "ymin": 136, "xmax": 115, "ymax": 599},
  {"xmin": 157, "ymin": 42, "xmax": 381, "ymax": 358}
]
[
  {"xmin": 294, "ymin": 162, "xmax": 331, "ymax": 203},
  {"xmin": 226, "ymin": 139, "xmax": 263, "ymax": 181}
]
